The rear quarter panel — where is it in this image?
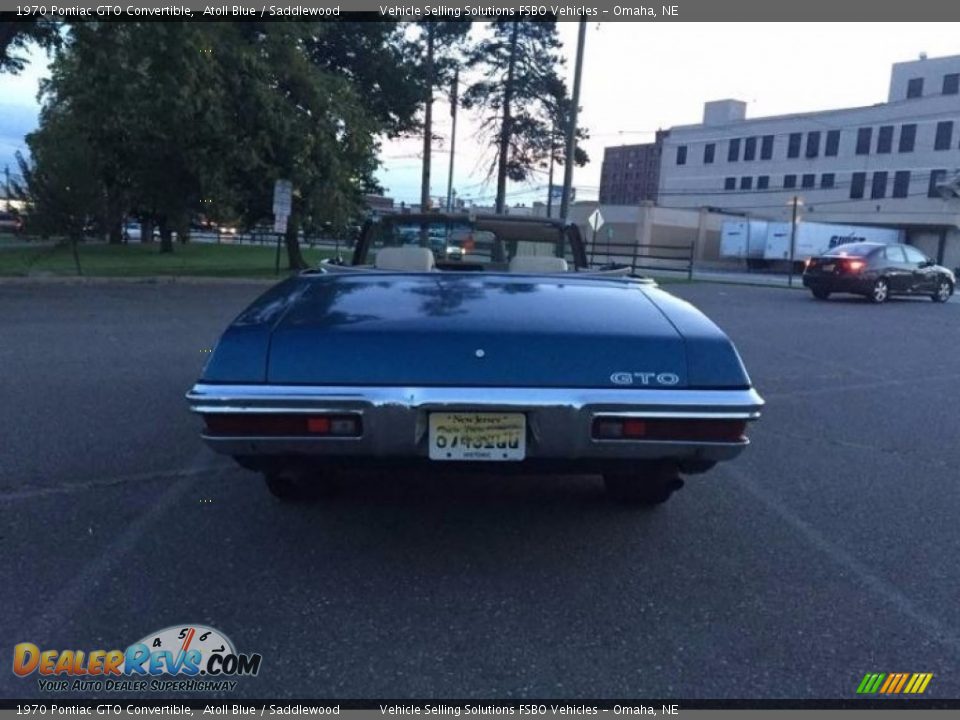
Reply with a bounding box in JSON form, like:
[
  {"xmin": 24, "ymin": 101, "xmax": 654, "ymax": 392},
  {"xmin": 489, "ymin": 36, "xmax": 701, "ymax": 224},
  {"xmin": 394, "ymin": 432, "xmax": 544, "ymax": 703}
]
[{"xmin": 640, "ymin": 286, "xmax": 753, "ymax": 389}]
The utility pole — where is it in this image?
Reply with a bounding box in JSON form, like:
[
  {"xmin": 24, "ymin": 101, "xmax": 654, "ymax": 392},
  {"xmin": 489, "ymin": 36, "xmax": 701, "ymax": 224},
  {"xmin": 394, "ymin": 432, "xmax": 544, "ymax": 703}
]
[
  {"xmin": 495, "ymin": 21, "xmax": 520, "ymax": 215},
  {"xmin": 446, "ymin": 69, "xmax": 459, "ymax": 213},
  {"xmin": 559, "ymin": 18, "xmax": 586, "ymax": 221},
  {"xmin": 788, "ymin": 195, "xmax": 799, "ymax": 287},
  {"xmin": 3, "ymin": 165, "xmax": 10, "ymax": 211},
  {"xmin": 420, "ymin": 25, "xmax": 435, "ymax": 214}
]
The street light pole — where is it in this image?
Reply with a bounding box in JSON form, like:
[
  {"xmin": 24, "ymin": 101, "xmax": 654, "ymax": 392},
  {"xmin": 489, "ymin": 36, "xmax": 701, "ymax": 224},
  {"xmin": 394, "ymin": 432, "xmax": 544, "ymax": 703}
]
[{"xmin": 559, "ymin": 18, "xmax": 586, "ymax": 222}]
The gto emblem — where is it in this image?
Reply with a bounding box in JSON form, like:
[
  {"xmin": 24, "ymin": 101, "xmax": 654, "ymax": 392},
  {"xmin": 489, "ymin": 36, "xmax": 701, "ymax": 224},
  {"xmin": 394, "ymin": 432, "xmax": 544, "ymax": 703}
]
[{"xmin": 610, "ymin": 372, "xmax": 680, "ymax": 386}]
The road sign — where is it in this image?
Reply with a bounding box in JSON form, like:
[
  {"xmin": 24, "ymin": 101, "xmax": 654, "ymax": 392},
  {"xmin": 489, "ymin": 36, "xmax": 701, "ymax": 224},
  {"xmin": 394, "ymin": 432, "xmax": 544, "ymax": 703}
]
[
  {"xmin": 588, "ymin": 208, "xmax": 605, "ymax": 232},
  {"xmin": 273, "ymin": 215, "xmax": 288, "ymax": 234},
  {"xmin": 273, "ymin": 179, "xmax": 292, "ymax": 217}
]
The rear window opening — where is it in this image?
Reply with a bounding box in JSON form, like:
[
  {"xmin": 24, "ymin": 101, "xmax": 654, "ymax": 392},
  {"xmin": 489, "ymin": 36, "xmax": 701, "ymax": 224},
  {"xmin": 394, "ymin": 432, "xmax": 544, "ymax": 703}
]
[{"xmin": 823, "ymin": 243, "xmax": 879, "ymax": 257}]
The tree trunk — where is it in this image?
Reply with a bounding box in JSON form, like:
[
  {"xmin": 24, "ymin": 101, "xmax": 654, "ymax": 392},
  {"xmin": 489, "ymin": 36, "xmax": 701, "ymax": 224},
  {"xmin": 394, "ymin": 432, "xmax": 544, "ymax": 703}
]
[
  {"xmin": 106, "ymin": 190, "xmax": 123, "ymax": 244},
  {"xmin": 285, "ymin": 213, "xmax": 307, "ymax": 270},
  {"xmin": 159, "ymin": 219, "xmax": 174, "ymax": 253},
  {"xmin": 70, "ymin": 234, "xmax": 82, "ymax": 276},
  {"xmin": 546, "ymin": 122, "xmax": 556, "ymax": 219},
  {"xmin": 495, "ymin": 21, "xmax": 520, "ymax": 215},
  {"xmin": 141, "ymin": 218, "xmax": 155, "ymax": 243},
  {"xmin": 420, "ymin": 25, "xmax": 435, "ymax": 213}
]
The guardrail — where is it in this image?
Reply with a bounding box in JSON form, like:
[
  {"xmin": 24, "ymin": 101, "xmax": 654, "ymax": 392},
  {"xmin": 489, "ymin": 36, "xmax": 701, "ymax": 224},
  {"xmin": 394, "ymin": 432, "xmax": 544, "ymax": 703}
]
[{"xmin": 586, "ymin": 240, "xmax": 695, "ymax": 281}]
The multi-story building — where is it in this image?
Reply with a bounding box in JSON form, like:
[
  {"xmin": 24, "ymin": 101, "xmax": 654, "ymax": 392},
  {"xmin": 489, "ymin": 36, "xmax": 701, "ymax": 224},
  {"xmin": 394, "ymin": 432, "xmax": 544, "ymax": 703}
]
[
  {"xmin": 598, "ymin": 131, "xmax": 667, "ymax": 204},
  {"xmin": 657, "ymin": 54, "xmax": 960, "ymax": 267}
]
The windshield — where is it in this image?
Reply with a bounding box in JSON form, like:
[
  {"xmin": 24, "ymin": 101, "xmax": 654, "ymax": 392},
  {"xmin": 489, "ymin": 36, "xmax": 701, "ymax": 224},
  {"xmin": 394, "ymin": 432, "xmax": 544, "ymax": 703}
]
[{"xmin": 364, "ymin": 218, "xmax": 574, "ymax": 268}]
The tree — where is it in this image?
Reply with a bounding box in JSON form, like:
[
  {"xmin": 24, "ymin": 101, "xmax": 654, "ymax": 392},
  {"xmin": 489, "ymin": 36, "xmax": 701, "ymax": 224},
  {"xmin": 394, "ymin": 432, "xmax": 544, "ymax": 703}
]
[
  {"xmin": 14, "ymin": 108, "xmax": 102, "ymax": 273},
  {"xmin": 228, "ymin": 22, "xmax": 422, "ymax": 268},
  {"xmin": 0, "ymin": 20, "xmax": 62, "ymax": 74},
  {"xmin": 414, "ymin": 21, "xmax": 471, "ymax": 212},
  {"xmin": 34, "ymin": 22, "xmax": 231, "ymax": 251},
  {"xmin": 19, "ymin": 23, "xmax": 131, "ymax": 246},
  {"xmin": 21, "ymin": 22, "xmax": 424, "ymax": 270},
  {"xmin": 211, "ymin": 22, "xmax": 393, "ymax": 268},
  {"xmin": 305, "ymin": 22, "xmax": 424, "ymax": 139},
  {"xmin": 463, "ymin": 20, "xmax": 587, "ymax": 214}
]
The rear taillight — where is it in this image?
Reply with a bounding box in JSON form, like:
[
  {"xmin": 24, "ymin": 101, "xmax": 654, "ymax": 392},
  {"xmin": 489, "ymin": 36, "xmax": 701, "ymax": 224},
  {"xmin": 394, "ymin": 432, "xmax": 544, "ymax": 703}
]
[
  {"xmin": 846, "ymin": 259, "xmax": 865, "ymax": 273},
  {"xmin": 202, "ymin": 413, "xmax": 362, "ymax": 437},
  {"xmin": 592, "ymin": 417, "xmax": 747, "ymax": 443}
]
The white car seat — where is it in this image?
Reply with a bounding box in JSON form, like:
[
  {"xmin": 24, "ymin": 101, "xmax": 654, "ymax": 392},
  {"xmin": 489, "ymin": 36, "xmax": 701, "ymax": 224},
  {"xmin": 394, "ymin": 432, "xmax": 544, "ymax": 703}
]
[{"xmin": 508, "ymin": 256, "xmax": 569, "ymax": 273}]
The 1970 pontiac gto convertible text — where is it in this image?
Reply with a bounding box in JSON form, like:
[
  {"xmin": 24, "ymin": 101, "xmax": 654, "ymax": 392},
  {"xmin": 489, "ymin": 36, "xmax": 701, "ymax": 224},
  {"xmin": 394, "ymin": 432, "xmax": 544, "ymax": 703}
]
[{"xmin": 187, "ymin": 214, "xmax": 763, "ymax": 505}]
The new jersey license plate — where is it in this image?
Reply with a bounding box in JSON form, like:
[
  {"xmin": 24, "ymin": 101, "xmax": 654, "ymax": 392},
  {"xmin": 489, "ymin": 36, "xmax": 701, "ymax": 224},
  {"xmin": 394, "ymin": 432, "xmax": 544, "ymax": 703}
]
[{"xmin": 428, "ymin": 412, "xmax": 526, "ymax": 461}]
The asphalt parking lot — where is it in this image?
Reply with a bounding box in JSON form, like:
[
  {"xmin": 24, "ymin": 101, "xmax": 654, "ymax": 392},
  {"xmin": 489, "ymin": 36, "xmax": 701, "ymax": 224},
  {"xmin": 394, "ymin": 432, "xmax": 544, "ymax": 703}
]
[{"xmin": 1, "ymin": 279, "xmax": 959, "ymax": 700}]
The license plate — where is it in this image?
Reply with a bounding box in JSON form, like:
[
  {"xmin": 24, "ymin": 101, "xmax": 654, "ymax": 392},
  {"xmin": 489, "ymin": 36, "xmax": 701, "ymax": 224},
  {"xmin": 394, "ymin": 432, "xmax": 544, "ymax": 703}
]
[
  {"xmin": 821, "ymin": 263, "xmax": 835, "ymax": 272},
  {"xmin": 428, "ymin": 412, "xmax": 526, "ymax": 461}
]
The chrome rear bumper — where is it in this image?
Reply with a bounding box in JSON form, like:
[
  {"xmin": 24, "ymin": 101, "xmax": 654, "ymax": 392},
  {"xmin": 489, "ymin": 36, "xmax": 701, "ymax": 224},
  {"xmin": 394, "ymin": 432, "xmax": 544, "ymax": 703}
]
[{"xmin": 186, "ymin": 384, "xmax": 763, "ymax": 465}]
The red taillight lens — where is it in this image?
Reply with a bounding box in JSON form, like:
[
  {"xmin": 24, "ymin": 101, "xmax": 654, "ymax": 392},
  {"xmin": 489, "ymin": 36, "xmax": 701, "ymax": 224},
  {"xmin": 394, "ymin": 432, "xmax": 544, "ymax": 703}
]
[
  {"xmin": 846, "ymin": 259, "xmax": 865, "ymax": 273},
  {"xmin": 203, "ymin": 413, "xmax": 361, "ymax": 437},
  {"xmin": 593, "ymin": 417, "xmax": 747, "ymax": 443},
  {"xmin": 306, "ymin": 417, "xmax": 331, "ymax": 434}
]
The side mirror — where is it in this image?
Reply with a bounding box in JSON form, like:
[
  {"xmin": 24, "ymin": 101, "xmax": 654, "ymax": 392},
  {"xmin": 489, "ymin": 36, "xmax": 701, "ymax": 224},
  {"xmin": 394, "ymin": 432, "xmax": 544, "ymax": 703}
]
[{"xmin": 921, "ymin": 259, "xmax": 935, "ymax": 268}]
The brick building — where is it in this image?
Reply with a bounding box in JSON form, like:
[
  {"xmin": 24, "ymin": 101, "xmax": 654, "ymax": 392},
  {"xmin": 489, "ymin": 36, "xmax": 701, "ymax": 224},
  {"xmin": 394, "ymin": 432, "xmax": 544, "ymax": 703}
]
[{"xmin": 598, "ymin": 131, "xmax": 668, "ymax": 204}]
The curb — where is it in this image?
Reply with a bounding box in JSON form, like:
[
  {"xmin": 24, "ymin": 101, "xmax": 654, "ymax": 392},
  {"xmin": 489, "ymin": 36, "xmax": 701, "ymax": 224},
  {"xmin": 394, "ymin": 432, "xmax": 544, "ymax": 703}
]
[{"xmin": 0, "ymin": 275, "xmax": 283, "ymax": 286}]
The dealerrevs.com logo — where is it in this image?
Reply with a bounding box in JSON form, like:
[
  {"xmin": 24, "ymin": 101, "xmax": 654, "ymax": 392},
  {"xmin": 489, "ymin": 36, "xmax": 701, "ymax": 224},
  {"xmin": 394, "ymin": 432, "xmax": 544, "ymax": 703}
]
[{"xmin": 13, "ymin": 624, "xmax": 262, "ymax": 693}]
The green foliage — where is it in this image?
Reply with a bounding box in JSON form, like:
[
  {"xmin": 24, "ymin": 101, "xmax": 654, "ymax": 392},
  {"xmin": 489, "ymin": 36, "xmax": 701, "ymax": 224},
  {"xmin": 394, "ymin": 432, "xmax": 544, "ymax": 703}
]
[
  {"xmin": 306, "ymin": 21, "xmax": 426, "ymax": 139},
  {"xmin": 19, "ymin": 21, "xmax": 423, "ymax": 267},
  {"xmin": 15, "ymin": 111, "xmax": 99, "ymax": 241},
  {"xmin": 0, "ymin": 20, "xmax": 62, "ymax": 74}
]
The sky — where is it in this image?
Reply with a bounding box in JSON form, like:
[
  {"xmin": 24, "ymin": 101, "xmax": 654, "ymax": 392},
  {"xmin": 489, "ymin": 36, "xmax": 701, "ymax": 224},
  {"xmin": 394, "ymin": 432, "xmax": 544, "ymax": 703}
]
[{"xmin": 2, "ymin": 22, "xmax": 959, "ymax": 206}]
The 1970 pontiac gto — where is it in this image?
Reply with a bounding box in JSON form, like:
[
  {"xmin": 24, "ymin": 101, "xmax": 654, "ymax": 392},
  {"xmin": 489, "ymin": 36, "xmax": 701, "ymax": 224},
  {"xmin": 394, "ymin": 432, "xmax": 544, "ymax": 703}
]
[{"xmin": 187, "ymin": 214, "xmax": 763, "ymax": 505}]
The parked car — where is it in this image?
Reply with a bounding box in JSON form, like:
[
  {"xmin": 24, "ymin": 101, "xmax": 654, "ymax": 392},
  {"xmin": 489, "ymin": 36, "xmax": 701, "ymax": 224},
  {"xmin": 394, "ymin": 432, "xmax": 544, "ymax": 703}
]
[
  {"xmin": 802, "ymin": 242, "xmax": 955, "ymax": 303},
  {"xmin": 187, "ymin": 214, "xmax": 764, "ymax": 506},
  {"xmin": 0, "ymin": 211, "xmax": 24, "ymax": 235},
  {"xmin": 122, "ymin": 222, "xmax": 161, "ymax": 242}
]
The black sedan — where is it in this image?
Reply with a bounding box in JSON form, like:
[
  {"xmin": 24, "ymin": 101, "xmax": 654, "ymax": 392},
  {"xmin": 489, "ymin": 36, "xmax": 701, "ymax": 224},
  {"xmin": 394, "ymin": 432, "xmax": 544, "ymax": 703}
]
[{"xmin": 802, "ymin": 242, "xmax": 955, "ymax": 304}]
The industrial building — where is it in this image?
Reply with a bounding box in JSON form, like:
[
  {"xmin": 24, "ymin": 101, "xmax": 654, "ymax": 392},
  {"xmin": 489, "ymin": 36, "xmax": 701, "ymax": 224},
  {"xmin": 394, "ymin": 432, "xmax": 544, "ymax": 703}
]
[{"xmin": 656, "ymin": 54, "xmax": 960, "ymax": 269}]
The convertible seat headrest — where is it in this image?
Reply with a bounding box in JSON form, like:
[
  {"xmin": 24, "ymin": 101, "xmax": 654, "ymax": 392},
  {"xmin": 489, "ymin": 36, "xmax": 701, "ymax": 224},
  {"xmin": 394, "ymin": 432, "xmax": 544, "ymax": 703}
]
[
  {"xmin": 374, "ymin": 246, "xmax": 436, "ymax": 272},
  {"xmin": 508, "ymin": 256, "xmax": 569, "ymax": 273}
]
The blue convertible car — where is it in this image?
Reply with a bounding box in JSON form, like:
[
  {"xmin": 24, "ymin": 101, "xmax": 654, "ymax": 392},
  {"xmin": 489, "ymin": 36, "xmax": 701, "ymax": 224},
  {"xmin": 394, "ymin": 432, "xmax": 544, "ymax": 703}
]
[{"xmin": 187, "ymin": 214, "xmax": 763, "ymax": 505}]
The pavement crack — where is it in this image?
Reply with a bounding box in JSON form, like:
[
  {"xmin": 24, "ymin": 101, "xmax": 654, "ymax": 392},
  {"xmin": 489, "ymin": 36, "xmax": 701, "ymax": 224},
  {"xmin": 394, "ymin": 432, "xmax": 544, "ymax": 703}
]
[
  {"xmin": 723, "ymin": 462, "xmax": 960, "ymax": 657},
  {"xmin": 756, "ymin": 428, "xmax": 956, "ymax": 474},
  {"xmin": 0, "ymin": 463, "xmax": 232, "ymax": 502},
  {"xmin": 762, "ymin": 370, "xmax": 960, "ymax": 400}
]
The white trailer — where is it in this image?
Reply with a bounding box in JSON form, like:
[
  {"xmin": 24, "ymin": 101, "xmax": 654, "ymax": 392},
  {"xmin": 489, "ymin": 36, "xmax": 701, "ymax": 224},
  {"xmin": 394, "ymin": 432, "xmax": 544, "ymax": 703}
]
[
  {"xmin": 763, "ymin": 221, "xmax": 904, "ymax": 262},
  {"xmin": 720, "ymin": 220, "xmax": 769, "ymax": 260}
]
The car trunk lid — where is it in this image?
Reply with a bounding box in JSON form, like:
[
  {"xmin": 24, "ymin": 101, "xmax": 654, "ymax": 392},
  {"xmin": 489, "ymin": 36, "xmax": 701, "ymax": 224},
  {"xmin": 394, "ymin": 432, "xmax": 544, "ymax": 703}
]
[{"xmin": 266, "ymin": 274, "xmax": 690, "ymax": 388}]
